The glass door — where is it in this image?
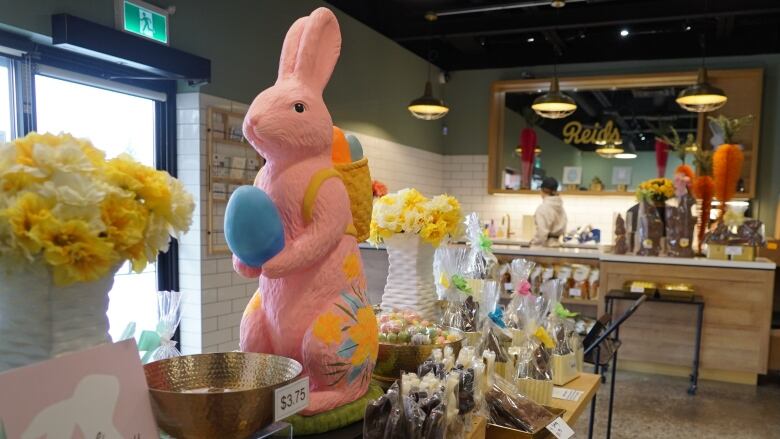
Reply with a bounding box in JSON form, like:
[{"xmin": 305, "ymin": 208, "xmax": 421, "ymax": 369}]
[
  {"xmin": 34, "ymin": 72, "xmax": 161, "ymax": 340},
  {"xmin": 0, "ymin": 57, "xmax": 13, "ymax": 141}
]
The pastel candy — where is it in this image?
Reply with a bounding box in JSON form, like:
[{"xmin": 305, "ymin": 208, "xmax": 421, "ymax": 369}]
[{"xmin": 224, "ymin": 186, "xmax": 285, "ymax": 268}]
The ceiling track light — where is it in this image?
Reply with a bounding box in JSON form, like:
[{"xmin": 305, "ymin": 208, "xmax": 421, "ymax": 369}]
[{"xmin": 551, "ymin": 0, "xmax": 566, "ymax": 7}]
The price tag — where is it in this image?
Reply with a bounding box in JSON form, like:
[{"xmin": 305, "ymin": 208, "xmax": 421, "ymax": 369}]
[
  {"xmin": 546, "ymin": 416, "xmax": 575, "ymax": 439},
  {"xmin": 569, "ymin": 288, "xmax": 582, "ymax": 297},
  {"xmin": 552, "ymin": 387, "xmax": 584, "ymax": 401},
  {"xmin": 725, "ymin": 246, "xmax": 743, "ymax": 256},
  {"xmin": 274, "ymin": 377, "xmax": 309, "ymax": 421}
]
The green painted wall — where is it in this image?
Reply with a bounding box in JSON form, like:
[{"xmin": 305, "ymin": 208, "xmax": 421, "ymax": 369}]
[
  {"xmin": 0, "ymin": 0, "xmax": 445, "ymax": 152},
  {"xmin": 444, "ymin": 55, "xmax": 780, "ymax": 235}
]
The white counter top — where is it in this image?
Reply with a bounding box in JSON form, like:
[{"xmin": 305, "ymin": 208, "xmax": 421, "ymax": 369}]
[
  {"xmin": 359, "ymin": 242, "xmax": 776, "ymax": 270},
  {"xmin": 599, "ymin": 253, "xmax": 776, "ymax": 270},
  {"xmin": 489, "ymin": 245, "xmax": 602, "ymax": 260}
]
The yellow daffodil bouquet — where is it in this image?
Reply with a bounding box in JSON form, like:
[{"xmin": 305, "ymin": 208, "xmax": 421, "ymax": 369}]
[
  {"xmin": 369, "ymin": 188, "xmax": 462, "ymax": 247},
  {"xmin": 0, "ymin": 132, "xmax": 195, "ymax": 286},
  {"xmin": 636, "ymin": 178, "xmax": 674, "ymax": 204}
]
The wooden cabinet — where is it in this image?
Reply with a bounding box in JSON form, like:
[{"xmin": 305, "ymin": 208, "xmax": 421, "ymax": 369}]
[{"xmin": 600, "ymin": 261, "xmax": 774, "ymax": 384}]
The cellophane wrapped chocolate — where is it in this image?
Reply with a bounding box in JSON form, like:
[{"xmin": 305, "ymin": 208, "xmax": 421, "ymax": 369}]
[
  {"xmin": 485, "ymin": 376, "xmax": 557, "ymax": 433},
  {"xmin": 665, "ymin": 176, "xmax": 696, "ymax": 257},
  {"xmin": 542, "ymin": 279, "xmax": 578, "ymax": 385},
  {"xmin": 511, "ymin": 291, "xmax": 553, "ymax": 405},
  {"xmin": 149, "ymin": 290, "xmax": 183, "ymax": 362},
  {"xmin": 636, "ymin": 199, "xmax": 663, "ymax": 256},
  {"xmin": 614, "ymin": 214, "xmax": 628, "ymax": 255},
  {"xmin": 463, "ymin": 212, "xmax": 498, "ymax": 296},
  {"xmin": 436, "ymin": 246, "xmax": 480, "ymax": 333},
  {"xmin": 506, "ymin": 259, "xmax": 537, "ymax": 329}
]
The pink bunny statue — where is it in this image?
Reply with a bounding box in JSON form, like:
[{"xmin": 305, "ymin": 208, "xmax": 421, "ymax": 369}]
[{"xmin": 235, "ymin": 7, "xmax": 377, "ymax": 416}]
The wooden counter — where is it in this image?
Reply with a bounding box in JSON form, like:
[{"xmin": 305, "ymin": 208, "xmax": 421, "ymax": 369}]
[
  {"xmin": 599, "ymin": 260, "xmax": 774, "ymax": 384},
  {"xmin": 359, "ymin": 244, "xmax": 776, "ymax": 384}
]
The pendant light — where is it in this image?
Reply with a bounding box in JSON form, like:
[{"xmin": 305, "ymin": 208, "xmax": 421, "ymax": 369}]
[
  {"xmin": 595, "ymin": 139, "xmax": 624, "ymax": 158},
  {"xmin": 532, "ymin": 76, "xmax": 577, "ymax": 119},
  {"xmin": 615, "ymin": 139, "xmax": 637, "ymax": 159},
  {"xmin": 532, "ymin": 6, "xmax": 577, "ymax": 119},
  {"xmin": 676, "ymin": 6, "xmax": 727, "ymax": 113},
  {"xmin": 676, "ymin": 67, "xmax": 727, "ymax": 112},
  {"xmin": 408, "ymin": 13, "xmax": 449, "ymax": 120}
]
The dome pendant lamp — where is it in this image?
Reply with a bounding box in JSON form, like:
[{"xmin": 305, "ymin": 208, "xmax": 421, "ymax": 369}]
[
  {"xmin": 676, "ymin": 66, "xmax": 727, "ymax": 113},
  {"xmin": 408, "ymin": 80, "xmax": 449, "ymax": 120},
  {"xmin": 676, "ymin": 23, "xmax": 727, "ymax": 113},
  {"xmin": 532, "ymin": 76, "xmax": 577, "ymax": 119},
  {"xmin": 408, "ymin": 12, "xmax": 449, "ymax": 120},
  {"xmin": 532, "ymin": 5, "xmax": 576, "ymax": 119}
]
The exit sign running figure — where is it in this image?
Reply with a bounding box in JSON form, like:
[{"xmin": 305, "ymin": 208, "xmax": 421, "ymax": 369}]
[{"xmin": 116, "ymin": 0, "xmax": 169, "ymax": 45}]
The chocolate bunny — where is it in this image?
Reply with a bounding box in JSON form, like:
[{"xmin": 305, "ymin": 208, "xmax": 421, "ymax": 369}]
[{"xmin": 235, "ymin": 7, "xmax": 376, "ymax": 415}]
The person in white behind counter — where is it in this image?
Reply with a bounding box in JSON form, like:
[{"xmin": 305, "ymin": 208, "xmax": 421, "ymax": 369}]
[{"xmin": 532, "ymin": 176, "xmax": 568, "ymax": 247}]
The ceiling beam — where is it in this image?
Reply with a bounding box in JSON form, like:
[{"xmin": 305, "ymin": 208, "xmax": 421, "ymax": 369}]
[{"xmin": 394, "ymin": 6, "xmax": 780, "ymax": 42}]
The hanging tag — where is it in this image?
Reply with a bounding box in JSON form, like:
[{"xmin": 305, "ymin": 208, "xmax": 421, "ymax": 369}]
[
  {"xmin": 546, "ymin": 417, "xmax": 575, "ymax": 439},
  {"xmin": 274, "ymin": 377, "xmax": 309, "ymax": 421}
]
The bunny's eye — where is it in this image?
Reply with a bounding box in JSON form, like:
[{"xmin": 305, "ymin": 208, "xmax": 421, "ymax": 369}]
[{"xmin": 293, "ymin": 102, "xmax": 306, "ymax": 113}]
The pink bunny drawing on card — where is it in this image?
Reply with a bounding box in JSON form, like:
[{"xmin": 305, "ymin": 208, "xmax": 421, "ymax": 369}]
[{"xmin": 234, "ymin": 7, "xmax": 377, "ymax": 416}]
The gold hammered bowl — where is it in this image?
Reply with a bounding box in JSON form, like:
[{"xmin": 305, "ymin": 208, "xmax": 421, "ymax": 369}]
[
  {"xmin": 372, "ymin": 328, "xmax": 464, "ymax": 384},
  {"xmin": 144, "ymin": 352, "xmax": 302, "ymax": 439}
]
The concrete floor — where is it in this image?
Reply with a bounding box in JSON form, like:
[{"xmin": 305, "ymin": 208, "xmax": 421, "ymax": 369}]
[{"xmin": 572, "ymin": 371, "xmax": 780, "ymax": 438}]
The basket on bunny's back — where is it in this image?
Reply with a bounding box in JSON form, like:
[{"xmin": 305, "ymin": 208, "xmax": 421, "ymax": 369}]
[{"xmin": 223, "ymin": 7, "xmax": 379, "ymax": 434}]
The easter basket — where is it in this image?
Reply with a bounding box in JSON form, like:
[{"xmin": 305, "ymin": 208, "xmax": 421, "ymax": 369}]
[{"xmin": 335, "ymin": 157, "xmax": 372, "ymax": 242}]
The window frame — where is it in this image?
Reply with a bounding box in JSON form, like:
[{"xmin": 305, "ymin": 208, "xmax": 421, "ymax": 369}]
[{"xmin": 2, "ymin": 34, "xmax": 182, "ymax": 338}]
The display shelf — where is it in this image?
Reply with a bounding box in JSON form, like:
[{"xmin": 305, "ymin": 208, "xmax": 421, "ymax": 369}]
[
  {"xmin": 206, "ymin": 106, "xmax": 264, "ymax": 255},
  {"xmin": 211, "ymin": 134, "xmax": 250, "ymax": 147},
  {"xmin": 549, "ymin": 373, "xmax": 601, "ymax": 425},
  {"xmin": 212, "ymin": 176, "xmax": 253, "ymax": 186},
  {"xmin": 562, "ymin": 298, "xmax": 599, "ymax": 307}
]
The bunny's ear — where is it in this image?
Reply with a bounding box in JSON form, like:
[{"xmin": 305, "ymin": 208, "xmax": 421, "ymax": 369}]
[
  {"xmin": 277, "ymin": 17, "xmax": 307, "ymax": 81},
  {"xmin": 293, "ymin": 7, "xmax": 341, "ymax": 93}
]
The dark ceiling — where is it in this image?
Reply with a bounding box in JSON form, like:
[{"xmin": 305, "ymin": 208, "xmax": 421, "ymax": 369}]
[
  {"xmin": 325, "ymin": 0, "xmax": 780, "ymax": 71},
  {"xmin": 505, "ymin": 86, "xmax": 697, "ymax": 152}
]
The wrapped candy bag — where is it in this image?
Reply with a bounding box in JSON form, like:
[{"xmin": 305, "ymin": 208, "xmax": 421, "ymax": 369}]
[
  {"xmin": 463, "ymin": 212, "xmax": 498, "ymax": 301},
  {"xmin": 437, "ymin": 246, "xmax": 480, "ymax": 334},
  {"xmin": 477, "ymin": 306, "xmax": 512, "ymax": 380},
  {"xmin": 636, "ymin": 198, "xmax": 663, "ymax": 256},
  {"xmin": 666, "ymin": 174, "xmax": 696, "ymax": 258},
  {"xmin": 506, "ymin": 259, "xmax": 536, "ymax": 329},
  {"xmin": 149, "ymin": 290, "xmax": 183, "ymax": 362},
  {"xmin": 512, "ymin": 290, "xmax": 554, "ymax": 405},
  {"xmin": 542, "ymin": 279, "xmax": 579, "ymax": 385},
  {"xmin": 485, "ymin": 376, "xmax": 557, "ymax": 434},
  {"xmin": 434, "ymin": 246, "xmax": 469, "ymax": 301}
]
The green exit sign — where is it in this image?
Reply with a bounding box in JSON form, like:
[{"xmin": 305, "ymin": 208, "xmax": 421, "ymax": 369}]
[{"xmin": 116, "ymin": 0, "xmax": 169, "ymax": 45}]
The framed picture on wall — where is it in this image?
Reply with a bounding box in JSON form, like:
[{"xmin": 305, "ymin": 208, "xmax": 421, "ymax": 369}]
[
  {"xmin": 612, "ymin": 166, "xmax": 632, "ymax": 185},
  {"xmin": 562, "ymin": 166, "xmax": 582, "ymax": 185}
]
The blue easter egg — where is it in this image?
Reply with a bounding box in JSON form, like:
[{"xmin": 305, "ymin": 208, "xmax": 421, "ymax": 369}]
[
  {"xmin": 346, "ymin": 134, "xmax": 364, "ymax": 160},
  {"xmin": 224, "ymin": 186, "xmax": 285, "ymax": 268}
]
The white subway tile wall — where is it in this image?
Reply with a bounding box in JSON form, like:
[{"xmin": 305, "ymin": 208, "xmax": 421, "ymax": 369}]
[
  {"xmin": 442, "ymin": 155, "xmax": 637, "ymax": 244},
  {"xmin": 177, "ymin": 93, "xmax": 635, "ymax": 354},
  {"xmin": 351, "ymin": 131, "xmax": 445, "ymax": 197}
]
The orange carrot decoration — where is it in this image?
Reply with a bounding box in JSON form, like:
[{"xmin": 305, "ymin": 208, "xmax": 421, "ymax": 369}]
[
  {"xmin": 712, "ymin": 144, "xmax": 744, "ymax": 215},
  {"xmin": 692, "ymin": 175, "xmax": 714, "ymax": 255}
]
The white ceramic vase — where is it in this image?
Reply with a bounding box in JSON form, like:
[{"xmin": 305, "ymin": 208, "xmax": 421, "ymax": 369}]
[
  {"xmin": 0, "ymin": 264, "xmax": 116, "ymax": 372},
  {"xmin": 381, "ymin": 234, "xmax": 438, "ymax": 319}
]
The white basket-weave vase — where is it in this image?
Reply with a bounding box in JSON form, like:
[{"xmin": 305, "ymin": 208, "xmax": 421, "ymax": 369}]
[
  {"xmin": 0, "ymin": 264, "xmax": 116, "ymax": 372},
  {"xmin": 380, "ymin": 234, "xmax": 438, "ymax": 319}
]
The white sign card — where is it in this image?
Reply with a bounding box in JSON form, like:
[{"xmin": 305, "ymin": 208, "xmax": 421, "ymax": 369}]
[
  {"xmin": 546, "ymin": 417, "xmax": 576, "ymax": 439},
  {"xmin": 0, "ymin": 340, "xmax": 158, "ymax": 439},
  {"xmin": 274, "ymin": 377, "xmax": 310, "ymax": 422},
  {"xmin": 562, "ymin": 166, "xmax": 583, "ymax": 185}
]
